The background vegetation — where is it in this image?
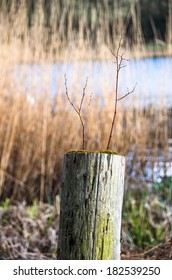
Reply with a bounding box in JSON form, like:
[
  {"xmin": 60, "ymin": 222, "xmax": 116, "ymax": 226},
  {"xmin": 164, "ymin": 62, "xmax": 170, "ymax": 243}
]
[
  {"xmin": 0, "ymin": 0, "xmax": 172, "ymax": 257},
  {"xmin": 1, "ymin": 0, "xmax": 170, "ymax": 41},
  {"xmin": 0, "ymin": 0, "xmax": 172, "ymax": 61}
]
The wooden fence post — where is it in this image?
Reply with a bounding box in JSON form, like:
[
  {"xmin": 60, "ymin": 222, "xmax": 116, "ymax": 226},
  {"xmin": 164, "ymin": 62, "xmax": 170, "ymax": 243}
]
[{"xmin": 58, "ymin": 151, "xmax": 125, "ymax": 260}]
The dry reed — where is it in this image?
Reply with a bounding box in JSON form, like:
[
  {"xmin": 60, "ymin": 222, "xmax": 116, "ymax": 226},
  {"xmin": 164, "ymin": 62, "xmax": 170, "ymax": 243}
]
[
  {"xmin": 0, "ymin": 67, "xmax": 170, "ymax": 202},
  {"xmin": 0, "ymin": 0, "xmax": 171, "ymax": 63},
  {"xmin": 0, "ymin": 0, "xmax": 171, "ymax": 203}
]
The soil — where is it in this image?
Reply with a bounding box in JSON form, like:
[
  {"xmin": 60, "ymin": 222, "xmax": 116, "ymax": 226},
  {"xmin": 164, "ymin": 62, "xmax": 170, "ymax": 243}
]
[{"xmin": 122, "ymin": 237, "xmax": 172, "ymax": 260}]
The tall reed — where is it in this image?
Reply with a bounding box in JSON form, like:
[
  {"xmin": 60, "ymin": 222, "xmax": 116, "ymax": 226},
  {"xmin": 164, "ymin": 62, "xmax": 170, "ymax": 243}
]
[
  {"xmin": 0, "ymin": 70, "xmax": 170, "ymax": 202},
  {"xmin": 0, "ymin": 0, "xmax": 171, "ymax": 203},
  {"xmin": 0, "ymin": 0, "xmax": 171, "ymax": 62}
]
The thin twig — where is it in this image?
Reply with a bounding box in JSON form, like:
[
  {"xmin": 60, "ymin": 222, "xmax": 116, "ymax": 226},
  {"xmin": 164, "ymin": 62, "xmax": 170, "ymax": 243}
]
[
  {"xmin": 117, "ymin": 83, "xmax": 137, "ymax": 101},
  {"xmin": 79, "ymin": 77, "xmax": 88, "ymax": 113},
  {"xmin": 64, "ymin": 74, "xmax": 79, "ymax": 115},
  {"xmin": 64, "ymin": 74, "xmax": 91, "ymax": 150}
]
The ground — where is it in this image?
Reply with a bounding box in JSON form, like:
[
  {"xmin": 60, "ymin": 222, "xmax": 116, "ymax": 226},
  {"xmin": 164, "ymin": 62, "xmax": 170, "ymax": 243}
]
[
  {"xmin": 0, "ymin": 201, "xmax": 171, "ymax": 260},
  {"xmin": 122, "ymin": 237, "xmax": 172, "ymax": 260}
]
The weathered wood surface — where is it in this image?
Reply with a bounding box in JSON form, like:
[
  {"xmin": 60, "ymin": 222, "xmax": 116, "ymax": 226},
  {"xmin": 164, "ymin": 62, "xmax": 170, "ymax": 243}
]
[{"xmin": 58, "ymin": 151, "xmax": 125, "ymax": 260}]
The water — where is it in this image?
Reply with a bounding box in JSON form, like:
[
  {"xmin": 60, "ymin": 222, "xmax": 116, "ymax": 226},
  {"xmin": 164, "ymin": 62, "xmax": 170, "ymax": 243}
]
[
  {"xmin": 127, "ymin": 139, "xmax": 172, "ymax": 185},
  {"xmin": 11, "ymin": 57, "xmax": 172, "ymax": 183},
  {"xmin": 15, "ymin": 57, "xmax": 172, "ymax": 107}
]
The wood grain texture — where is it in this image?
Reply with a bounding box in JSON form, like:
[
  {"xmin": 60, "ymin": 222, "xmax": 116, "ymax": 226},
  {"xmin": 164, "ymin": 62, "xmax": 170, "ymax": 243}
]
[{"xmin": 58, "ymin": 151, "xmax": 125, "ymax": 260}]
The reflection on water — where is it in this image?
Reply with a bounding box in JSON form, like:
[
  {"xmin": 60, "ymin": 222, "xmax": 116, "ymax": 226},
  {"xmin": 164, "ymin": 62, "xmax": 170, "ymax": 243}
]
[
  {"xmin": 12, "ymin": 57, "xmax": 172, "ymax": 183},
  {"xmin": 15, "ymin": 57, "xmax": 172, "ymax": 107}
]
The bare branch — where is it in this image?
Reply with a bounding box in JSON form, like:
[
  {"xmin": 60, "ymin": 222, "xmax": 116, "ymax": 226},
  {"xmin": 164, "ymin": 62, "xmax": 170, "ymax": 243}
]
[
  {"xmin": 79, "ymin": 77, "xmax": 88, "ymax": 113},
  {"xmin": 64, "ymin": 74, "xmax": 91, "ymax": 150},
  {"xmin": 106, "ymin": 34, "xmax": 136, "ymax": 150},
  {"xmin": 109, "ymin": 48, "xmax": 117, "ymax": 59},
  {"xmin": 120, "ymin": 52, "xmax": 129, "ymax": 62},
  {"xmin": 117, "ymin": 83, "xmax": 137, "ymax": 101},
  {"xmin": 64, "ymin": 74, "xmax": 79, "ymax": 115},
  {"xmin": 121, "ymin": 57, "xmax": 130, "ymax": 62},
  {"xmin": 120, "ymin": 65, "xmax": 126, "ymax": 69}
]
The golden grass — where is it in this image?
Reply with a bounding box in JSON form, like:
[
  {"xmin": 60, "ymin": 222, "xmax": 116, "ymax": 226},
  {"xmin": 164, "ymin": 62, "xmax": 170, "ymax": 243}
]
[
  {"xmin": 0, "ymin": 0, "xmax": 171, "ymax": 203},
  {"xmin": 0, "ymin": 66, "xmax": 170, "ymax": 202},
  {"xmin": 0, "ymin": 0, "xmax": 171, "ymax": 63}
]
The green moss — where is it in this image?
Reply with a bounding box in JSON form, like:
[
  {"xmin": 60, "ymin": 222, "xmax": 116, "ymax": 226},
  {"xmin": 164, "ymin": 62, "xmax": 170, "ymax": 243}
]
[
  {"xmin": 81, "ymin": 212, "xmax": 114, "ymax": 260},
  {"xmin": 67, "ymin": 150, "xmax": 118, "ymax": 155},
  {"xmin": 95, "ymin": 214, "xmax": 114, "ymax": 260}
]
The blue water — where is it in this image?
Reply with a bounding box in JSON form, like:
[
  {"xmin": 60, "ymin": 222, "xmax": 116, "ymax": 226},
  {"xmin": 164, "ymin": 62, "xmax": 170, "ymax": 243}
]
[
  {"xmin": 12, "ymin": 57, "xmax": 172, "ymax": 184},
  {"xmin": 15, "ymin": 57, "xmax": 172, "ymax": 106}
]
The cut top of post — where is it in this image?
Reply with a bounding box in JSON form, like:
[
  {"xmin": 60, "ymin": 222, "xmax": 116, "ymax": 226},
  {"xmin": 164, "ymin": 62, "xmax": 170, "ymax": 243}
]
[{"xmin": 67, "ymin": 150, "xmax": 118, "ymax": 155}]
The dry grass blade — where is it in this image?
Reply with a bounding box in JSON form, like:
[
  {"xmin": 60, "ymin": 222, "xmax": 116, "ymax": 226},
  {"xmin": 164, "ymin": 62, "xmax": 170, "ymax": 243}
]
[{"xmin": 0, "ymin": 201, "xmax": 59, "ymax": 260}]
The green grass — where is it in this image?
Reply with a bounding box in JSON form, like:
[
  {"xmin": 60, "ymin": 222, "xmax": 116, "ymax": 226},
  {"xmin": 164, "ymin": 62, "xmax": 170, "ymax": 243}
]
[
  {"xmin": 27, "ymin": 199, "xmax": 39, "ymax": 219},
  {"xmin": 152, "ymin": 176, "xmax": 172, "ymax": 204},
  {"xmin": 0, "ymin": 199, "xmax": 10, "ymax": 210},
  {"xmin": 122, "ymin": 184, "xmax": 172, "ymax": 249}
]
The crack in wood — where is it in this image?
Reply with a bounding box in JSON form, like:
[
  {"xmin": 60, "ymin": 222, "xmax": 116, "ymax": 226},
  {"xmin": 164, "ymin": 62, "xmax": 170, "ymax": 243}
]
[{"xmin": 92, "ymin": 154, "xmax": 102, "ymax": 259}]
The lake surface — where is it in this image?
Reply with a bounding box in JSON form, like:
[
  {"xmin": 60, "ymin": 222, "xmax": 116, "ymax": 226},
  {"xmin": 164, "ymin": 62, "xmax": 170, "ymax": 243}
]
[
  {"xmin": 15, "ymin": 57, "xmax": 172, "ymax": 107},
  {"xmin": 11, "ymin": 57, "xmax": 172, "ymax": 183}
]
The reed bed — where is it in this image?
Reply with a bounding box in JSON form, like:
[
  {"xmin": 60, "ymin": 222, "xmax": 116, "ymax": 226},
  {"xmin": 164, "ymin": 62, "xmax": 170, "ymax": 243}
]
[
  {"xmin": 0, "ymin": 0, "xmax": 171, "ymax": 203},
  {"xmin": 0, "ymin": 0, "xmax": 172, "ymax": 63},
  {"xmin": 0, "ymin": 64, "xmax": 170, "ymax": 203}
]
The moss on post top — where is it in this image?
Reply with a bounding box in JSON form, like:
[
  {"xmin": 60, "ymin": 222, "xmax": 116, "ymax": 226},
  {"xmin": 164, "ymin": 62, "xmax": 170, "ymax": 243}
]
[{"xmin": 67, "ymin": 150, "xmax": 118, "ymax": 155}]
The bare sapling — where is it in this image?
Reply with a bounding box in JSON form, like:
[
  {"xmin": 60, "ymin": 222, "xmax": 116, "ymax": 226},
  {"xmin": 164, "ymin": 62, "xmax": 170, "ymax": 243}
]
[
  {"xmin": 106, "ymin": 35, "xmax": 136, "ymax": 150},
  {"xmin": 64, "ymin": 74, "xmax": 92, "ymax": 150}
]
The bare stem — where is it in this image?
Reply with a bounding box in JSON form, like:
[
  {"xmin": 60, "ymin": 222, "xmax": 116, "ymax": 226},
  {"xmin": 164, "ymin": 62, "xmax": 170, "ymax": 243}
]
[
  {"xmin": 107, "ymin": 35, "xmax": 135, "ymax": 150},
  {"xmin": 79, "ymin": 77, "xmax": 88, "ymax": 113},
  {"xmin": 64, "ymin": 74, "xmax": 90, "ymax": 150}
]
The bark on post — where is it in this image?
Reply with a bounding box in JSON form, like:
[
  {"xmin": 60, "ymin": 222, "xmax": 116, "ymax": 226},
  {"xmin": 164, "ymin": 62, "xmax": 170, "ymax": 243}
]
[{"xmin": 58, "ymin": 151, "xmax": 125, "ymax": 260}]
